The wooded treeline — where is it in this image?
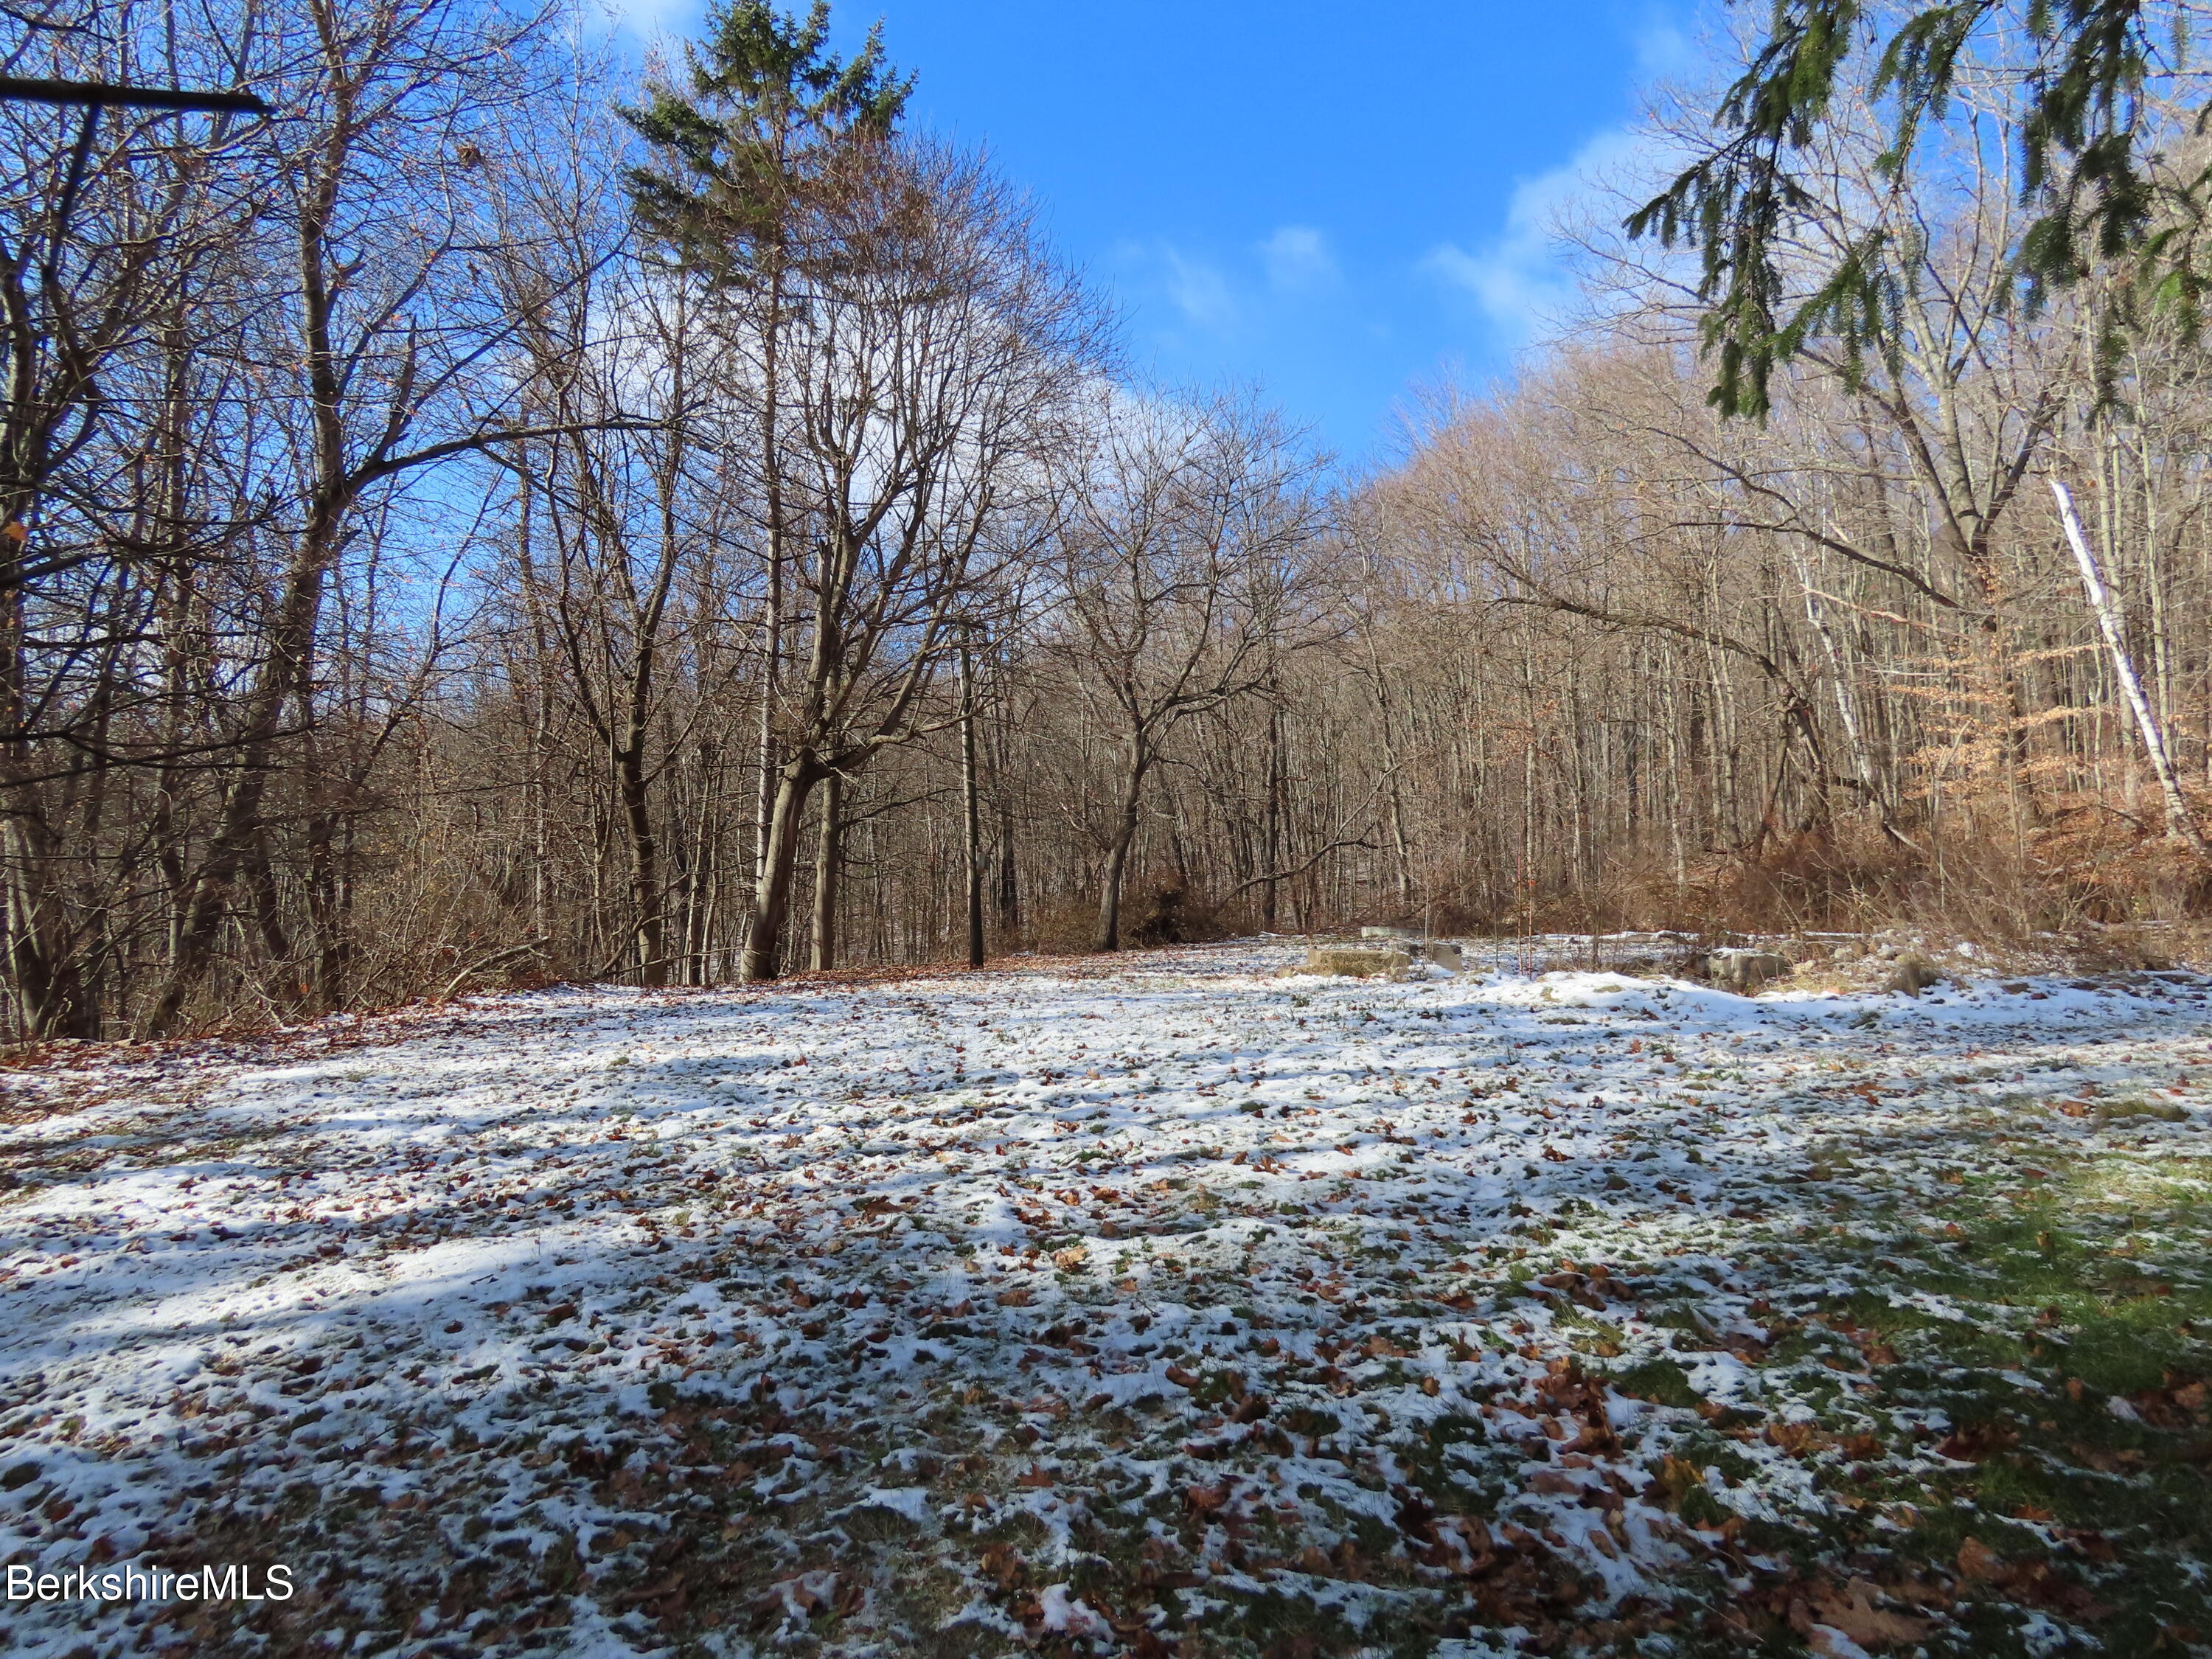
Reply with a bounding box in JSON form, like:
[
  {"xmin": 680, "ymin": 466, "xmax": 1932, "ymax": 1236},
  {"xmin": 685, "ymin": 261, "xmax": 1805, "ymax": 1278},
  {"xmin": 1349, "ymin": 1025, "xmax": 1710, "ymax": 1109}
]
[{"xmin": 7, "ymin": 0, "xmax": 2211, "ymax": 1040}]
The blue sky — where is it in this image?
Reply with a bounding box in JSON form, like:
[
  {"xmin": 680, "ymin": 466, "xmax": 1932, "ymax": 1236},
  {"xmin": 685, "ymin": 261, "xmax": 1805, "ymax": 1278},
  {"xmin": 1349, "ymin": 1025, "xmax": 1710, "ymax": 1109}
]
[{"xmin": 609, "ymin": 0, "xmax": 1711, "ymax": 467}]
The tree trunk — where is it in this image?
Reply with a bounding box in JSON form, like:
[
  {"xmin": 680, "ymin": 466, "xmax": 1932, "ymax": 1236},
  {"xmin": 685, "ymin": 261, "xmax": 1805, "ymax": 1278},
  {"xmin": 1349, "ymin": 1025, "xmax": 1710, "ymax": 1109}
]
[
  {"xmin": 619, "ymin": 728, "xmax": 665, "ymax": 985},
  {"xmin": 1, "ymin": 815, "xmax": 98, "ymax": 1040},
  {"xmin": 992, "ymin": 647, "xmax": 1020, "ymax": 938},
  {"xmin": 306, "ymin": 796, "xmax": 354, "ymax": 1011},
  {"xmin": 742, "ymin": 756, "xmax": 819, "ymax": 982},
  {"xmin": 2052, "ymin": 479, "xmax": 2208, "ymax": 855},
  {"xmin": 1262, "ymin": 695, "xmax": 1284, "ymax": 931},
  {"xmin": 1095, "ymin": 827, "xmax": 1134, "ymax": 953},
  {"xmin": 754, "ymin": 257, "xmax": 788, "ymax": 893},
  {"xmin": 144, "ymin": 72, "xmax": 359, "ymax": 1037},
  {"xmin": 1095, "ymin": 744, "xmax": 1146, "ymax": 953},
  {"xmin": 810, "ymin": 767, "xmax": 841, "ymax": 972},
  {"xmin": 961, "ymin": 639, "xmax": 984, "ymax": 967},
  {"xmin": 754, "ymin": 557, "xmax": 781, "ymax": 892},
  {"xmin": 143, "ymin": 517, "xmax": 337, "ymax": 1035}
]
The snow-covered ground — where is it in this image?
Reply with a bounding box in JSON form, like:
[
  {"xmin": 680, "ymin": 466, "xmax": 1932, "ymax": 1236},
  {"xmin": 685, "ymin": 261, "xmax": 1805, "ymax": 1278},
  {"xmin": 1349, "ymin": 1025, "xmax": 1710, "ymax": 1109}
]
[{"xmin": 2, "ymin": 942, "xmax": 2209, "ymax": 1658}]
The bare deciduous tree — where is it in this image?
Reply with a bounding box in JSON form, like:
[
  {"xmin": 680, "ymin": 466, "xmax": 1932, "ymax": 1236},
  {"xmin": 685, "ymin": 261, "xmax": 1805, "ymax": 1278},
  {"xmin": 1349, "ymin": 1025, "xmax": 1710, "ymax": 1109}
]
[{"xmin": 1043, "ymin": 392, "xmax": 1332, "ymax": 951}]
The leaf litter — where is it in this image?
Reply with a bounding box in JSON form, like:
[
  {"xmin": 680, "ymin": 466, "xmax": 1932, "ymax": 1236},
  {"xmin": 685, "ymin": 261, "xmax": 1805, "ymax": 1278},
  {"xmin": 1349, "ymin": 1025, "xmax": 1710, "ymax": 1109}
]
[{"xmin": 1, "ymin": 942, "xmax": 2211, "ymax": 1657}]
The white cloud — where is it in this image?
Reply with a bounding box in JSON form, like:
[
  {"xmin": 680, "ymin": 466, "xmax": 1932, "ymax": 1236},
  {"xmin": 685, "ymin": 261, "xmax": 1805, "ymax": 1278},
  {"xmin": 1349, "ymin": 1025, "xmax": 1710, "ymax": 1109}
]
[
  {"xmin": 1161, "ymin": 248, "xmax": 1241, "ymax": 331},
  {"xmin": 1134, "ymin": 226, "xmax": 1342, "ymax": 338},
  {"xmin": 1631, "ymin": 7, "xmax": 1700, "ymax": 81},
  {"xmin": 1259, "ymin": 225, "xmax": 1339, "ymax": 294},
  {"xmin": 1419, "ymin": 125, "xmax": 1655, "ymax": 347}
]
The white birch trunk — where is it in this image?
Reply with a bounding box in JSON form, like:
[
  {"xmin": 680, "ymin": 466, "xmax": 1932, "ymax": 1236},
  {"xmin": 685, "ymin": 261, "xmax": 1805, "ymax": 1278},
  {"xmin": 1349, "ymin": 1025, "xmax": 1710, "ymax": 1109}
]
[{"xmin": 2051, "ymin": 479, "xmax": 2208, "ymax": 856}]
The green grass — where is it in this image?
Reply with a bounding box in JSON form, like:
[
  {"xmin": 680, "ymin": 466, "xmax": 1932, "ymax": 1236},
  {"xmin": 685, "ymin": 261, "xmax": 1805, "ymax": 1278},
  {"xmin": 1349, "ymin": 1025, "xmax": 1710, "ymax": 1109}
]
[{"xmin": 1724, "ymin": 1137, "xmax": 2212, "ymax": 1655}]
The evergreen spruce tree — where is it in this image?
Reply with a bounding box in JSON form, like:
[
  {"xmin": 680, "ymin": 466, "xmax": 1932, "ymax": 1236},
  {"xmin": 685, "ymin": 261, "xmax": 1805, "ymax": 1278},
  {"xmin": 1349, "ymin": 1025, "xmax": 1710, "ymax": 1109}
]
[
  {"xmin": 619, "ymin": 0, "xmax": 910, "ymax": 287},
  {"xmin": 619, "ymin": 2, "xmax": 911, "ymax": 978}
]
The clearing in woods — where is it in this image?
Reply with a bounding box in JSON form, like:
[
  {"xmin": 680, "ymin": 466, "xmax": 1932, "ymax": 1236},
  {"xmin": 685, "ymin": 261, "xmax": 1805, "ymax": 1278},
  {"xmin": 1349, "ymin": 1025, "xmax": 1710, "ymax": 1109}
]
[{"xmin": 1, "ymin": 942, "xmax": 2209, "ymax": 1658}]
